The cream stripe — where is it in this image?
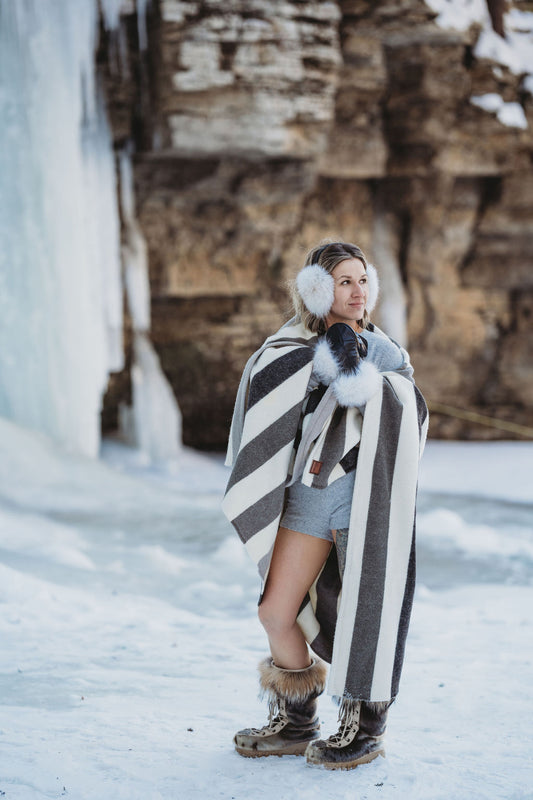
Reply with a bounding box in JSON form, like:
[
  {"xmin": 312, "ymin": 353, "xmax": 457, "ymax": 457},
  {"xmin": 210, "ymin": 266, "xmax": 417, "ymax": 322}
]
[
  {"xmin": 327, "ymin": 384, "xmax": 384, "ymax": 698},
  {"xmin": 263, "ymin": 322, "xmax": 315, "ymax": 345},
  {"xmin": 307, "ymin": 567, "xmax": 320, "ymax": 613},
  {"xmin": 326, "ymin": 407, "xmax": 362, "ymax": 484},
  {"xmin": 249, "ymin": 343, "xmax": 300, "ymax": 376},
  {"xmin": 327, "ymin": 463, "xmax": 345, "ymax": 484},
  {"xmin": 370, "ymin": 376, "xmax": 420, "ymax": 699},
  {"xmin": 297, "ymin": 601, "xmax": 321, "ymax": 644},
  {"xmin": 222, "ymin": 441, "xmax": 294, "ymax": 521},
  {"xmin": 243, "ymin": 363, "xmax": 313, "ymax": 444},
  {"xmin": 420, "ymin": 411, "xmax": 429, "ymax": 459},
  {"xmin": 245, "ymin": 516, "xmax": 281, "ymax": 565},
  {"xmin": 344, "ymin": 406, "xmax": 362, "ymax": 450}
]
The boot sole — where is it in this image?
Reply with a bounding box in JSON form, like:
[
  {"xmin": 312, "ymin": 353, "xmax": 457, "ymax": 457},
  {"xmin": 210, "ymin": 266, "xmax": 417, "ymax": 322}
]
[
  {"xmin": 235, "ymin": 741, "xmax": 311, "ymax": 758},
  {"xmin": 308, "ymin": 747, "xmax": 385, "ymax": 770}
]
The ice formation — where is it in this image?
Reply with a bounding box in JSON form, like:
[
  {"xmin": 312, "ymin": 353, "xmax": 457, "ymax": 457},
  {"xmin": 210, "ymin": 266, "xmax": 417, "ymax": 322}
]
[
  {"xmin": 119, "ymin": 150, "xmax": 182, "ymax": 460},
  {"xmin": 0, "ymin": 0, "xmax": 180, "ymax": 460}
]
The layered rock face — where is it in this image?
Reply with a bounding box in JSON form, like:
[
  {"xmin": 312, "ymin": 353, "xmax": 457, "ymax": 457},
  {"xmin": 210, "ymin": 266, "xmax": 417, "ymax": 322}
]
[{"xmin": 101, "ymin": 0, "xmax": 533, "ymax": 448}]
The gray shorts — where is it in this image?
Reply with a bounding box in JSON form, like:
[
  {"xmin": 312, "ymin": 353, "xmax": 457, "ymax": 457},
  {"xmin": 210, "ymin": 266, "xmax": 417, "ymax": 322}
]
[{"xmin": 280, "ymin": 470, "xmax": 356, "ymax": 542}]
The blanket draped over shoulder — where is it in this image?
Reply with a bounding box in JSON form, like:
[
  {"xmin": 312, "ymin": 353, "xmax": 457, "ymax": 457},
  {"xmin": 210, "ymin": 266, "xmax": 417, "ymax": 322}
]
[{"xmin": 222, "ymin": 318, "xmax": 429, "ymax": 703}]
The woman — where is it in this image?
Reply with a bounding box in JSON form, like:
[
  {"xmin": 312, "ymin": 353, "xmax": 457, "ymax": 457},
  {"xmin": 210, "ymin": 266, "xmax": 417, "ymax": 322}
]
[{"xmin": 222, "ymin": 241, "xmax": 428, "ymax": 770}]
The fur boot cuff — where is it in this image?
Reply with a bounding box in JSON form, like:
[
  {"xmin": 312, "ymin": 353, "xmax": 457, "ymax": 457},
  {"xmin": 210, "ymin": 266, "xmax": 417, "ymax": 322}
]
[{"xmin": 259, "ymin": 656, "xmax": 328, "ymax": 704}]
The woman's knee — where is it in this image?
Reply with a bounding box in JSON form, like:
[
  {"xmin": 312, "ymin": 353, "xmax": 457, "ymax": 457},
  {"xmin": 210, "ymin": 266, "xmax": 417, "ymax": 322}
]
[{"xmin": 257, "ymin": 598, "xmax": 296, "ymax": 636}]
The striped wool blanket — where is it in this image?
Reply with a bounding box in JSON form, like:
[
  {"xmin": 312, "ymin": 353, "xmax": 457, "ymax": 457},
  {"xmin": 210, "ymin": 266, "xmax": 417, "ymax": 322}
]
[{"xmin": 222, "ymin": 318, "xmax": 428, "ymax": 703}]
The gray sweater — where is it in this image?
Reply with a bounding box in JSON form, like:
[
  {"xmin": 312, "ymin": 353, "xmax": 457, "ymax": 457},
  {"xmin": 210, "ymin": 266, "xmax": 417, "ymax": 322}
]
[
  {"xmin": 291, "ymin": 328, "xmax": 414, "ymax": 484},
  {"xmin": 359, "ymin": 329, "xmax": 411, "ymax": 377}
]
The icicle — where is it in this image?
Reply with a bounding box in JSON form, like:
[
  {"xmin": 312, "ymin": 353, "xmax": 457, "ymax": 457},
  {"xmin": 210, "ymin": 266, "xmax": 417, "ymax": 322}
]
[
  {"xmin": 119, "ymin": 148, "xmax": 182, "ymax": 461},
  {"xmin": 0, "ymin": 0, "xmax": 123, "ymax": 457},
  {"xmin": 136, "ymin": 0, "xmax": 151, "ymax": 51},
  {"xmin": 129, "ymin": 332, "xmax": 182, "ymax": 462},
  {"xmin": 371, "ymin": 212, "xmax": 408, "ymax": 347},
  {"xmin": 119, "ymin": 150, "xmax": 151, "ymax": 332},
  {"xmin": 0, "ymin": 0, "xmax": 180, "ymax": 461}
]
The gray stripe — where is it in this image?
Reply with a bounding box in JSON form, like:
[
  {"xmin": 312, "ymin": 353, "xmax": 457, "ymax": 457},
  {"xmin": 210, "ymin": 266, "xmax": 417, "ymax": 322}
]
[
  {"xmin": 415, "ymin": 385, "xmax": 428, "ymax": 438},
  {"xmin": 344, "ymin": 381, "xmax": 403, "ymax": 699},
  {"xmin": 311, "ymin": 547, "xmax": 342, "ymax": 662},
  {"xmin": 288, "ymin": 384, "xmax": 337, "ymax": 485},
  {"xmin": 247, "ymin": 348, "xmax": 314, "ymax": 410},
  {"xmin": 391, "ymin": 522, "xmax": 416, "ymax": 698},
  {"xmin": 228, "ymin": 334, "xmax": 315, "ymax": 463},
  {"xmin": 232, "ymin": 481, "xmax": 286, "ymax": 544},
  {"xmin": 225, "ymin": 402, "xmax": 303, "ymax": 493},
  {"xmin": 258, "ymin": 550, "xmax": 273, "ymax": 582},
  {"xmin": 311, "ymin": 407, "xmax": 347, "ymax": 488}
]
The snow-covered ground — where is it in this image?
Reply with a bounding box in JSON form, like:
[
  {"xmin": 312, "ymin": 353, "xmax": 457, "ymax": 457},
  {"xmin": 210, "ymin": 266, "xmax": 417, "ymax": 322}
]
[{"xmin": 1, "ymin": 419, "xmax": 532, "ymax": 800}]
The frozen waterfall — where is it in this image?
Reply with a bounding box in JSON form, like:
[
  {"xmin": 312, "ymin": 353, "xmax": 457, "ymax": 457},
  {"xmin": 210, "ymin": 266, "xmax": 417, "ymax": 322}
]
[
  {"xmin": 118, "ymin": 149, "xmax": 182, "ymax": 461},
  {"xmin": 0, "ymin": 0, "xmax": 180, "ymax": 460}
]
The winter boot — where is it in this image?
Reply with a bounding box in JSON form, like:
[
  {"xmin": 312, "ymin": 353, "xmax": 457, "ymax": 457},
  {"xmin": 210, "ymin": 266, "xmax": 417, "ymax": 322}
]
[
  {"xmin": 234, "ymin": 656, "xmax": 327, "ymax": 758},
  {"xmin": 305, "ymin": 698, "xmax": 390, "ymax": 770}
]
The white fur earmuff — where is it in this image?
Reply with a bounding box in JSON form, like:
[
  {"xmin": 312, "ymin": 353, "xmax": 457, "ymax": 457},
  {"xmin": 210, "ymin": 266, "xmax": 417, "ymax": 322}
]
[
  {"xmin": 365, "ymin": 263, "xmax": 379, "ymax": 314},
  {"xmin": 296, "ymin": 261, "xmax": 380, "ymax": 317},
  {"xmin": 295, "ymin": 263, "xmax": 335, "ymax": 318}
]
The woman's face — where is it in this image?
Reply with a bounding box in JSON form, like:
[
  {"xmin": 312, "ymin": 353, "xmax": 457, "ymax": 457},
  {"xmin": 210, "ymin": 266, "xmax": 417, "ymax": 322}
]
[{"xmin": 326, "ymin": 258, "xmax": 368, "ymax": 331}]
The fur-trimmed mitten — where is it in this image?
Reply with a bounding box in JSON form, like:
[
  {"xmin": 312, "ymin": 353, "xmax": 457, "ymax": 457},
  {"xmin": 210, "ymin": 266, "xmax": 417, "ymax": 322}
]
[
  {"xmin": 234, "ymin": 656, "xmax": 327, "ymax": 758},
  {"xmin": 325, "ymin": 322, "xmax": 368, "ymax": 372},
  {"xmin": 305, "ymin": 698, "xmax": 391, "ymax": 770},
  {"xmin": 313, "ymin": 323, "xmax": 381, "ymax": 408}
]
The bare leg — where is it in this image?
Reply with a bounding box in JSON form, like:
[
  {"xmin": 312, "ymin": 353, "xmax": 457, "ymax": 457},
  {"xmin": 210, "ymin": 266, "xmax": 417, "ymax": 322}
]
[{"xmin": 258, "ymin": 527, "xmax": 331, "ymax": 670}]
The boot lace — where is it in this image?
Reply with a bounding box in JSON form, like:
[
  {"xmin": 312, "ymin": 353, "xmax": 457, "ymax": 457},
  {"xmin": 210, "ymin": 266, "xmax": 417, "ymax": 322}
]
[
  {"xmin": 323, "ymin": 698, "xmax": 361, "ymax": 748},
  {"xmin": 247, "ymin": 697, "xmax": 288, "ymax": 737}
]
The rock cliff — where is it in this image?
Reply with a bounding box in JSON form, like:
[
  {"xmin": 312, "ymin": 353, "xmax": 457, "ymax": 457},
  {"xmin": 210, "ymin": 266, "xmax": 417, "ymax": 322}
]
[{"xmin": 100, "ymin": 0, "xmax": 533, "ymax": 448}]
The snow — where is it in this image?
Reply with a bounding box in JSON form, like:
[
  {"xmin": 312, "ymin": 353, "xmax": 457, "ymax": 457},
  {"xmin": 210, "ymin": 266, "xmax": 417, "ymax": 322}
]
[
  {"xmin": 418, "ymin": 440, "xmax": 533, "ymax": 503},
  {"xmin": 496, "ymin": 100, "xmax": 529, "ymax": 129},
  {"xmin": 424, "ymin": 0, "xmax": 491, "ymax": 32},
  {"xmin": 425, "ymin": 0, "xmax": 533, "ymax": 126},
  {"xmin": 471, "ymin": 92, "xmax": 528, "ymax": 128},
  {"xmin": 1, "ymin": 418, "xmax": 532, "ymax": 799}
]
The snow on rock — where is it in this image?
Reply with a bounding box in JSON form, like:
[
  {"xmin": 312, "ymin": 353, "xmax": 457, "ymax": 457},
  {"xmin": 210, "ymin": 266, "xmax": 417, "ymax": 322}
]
[
  {"xmin": 425, "ymin": 0, "xmax": 533, "ymax": 117},
  {"xmin": 425, "ymin": 0, "xmax": 490, "ymax": 31},
  {"xmin": 496, "ymin": 100, "xmax": 529, "ymax": 128},
  {"xmin": 475, "ymin": 26, "xmax": 524, "ymax": 74},
  {"xmin": 471, "ymin": 93, "xmax": 529, "ymax": 128}
]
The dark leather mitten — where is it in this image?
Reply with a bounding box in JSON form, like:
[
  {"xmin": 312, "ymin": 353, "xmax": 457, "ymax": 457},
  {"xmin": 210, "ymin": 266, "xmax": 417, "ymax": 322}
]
[{"xmin": 325, "ymin": 322, "xmax": 367, "ymax": 373}]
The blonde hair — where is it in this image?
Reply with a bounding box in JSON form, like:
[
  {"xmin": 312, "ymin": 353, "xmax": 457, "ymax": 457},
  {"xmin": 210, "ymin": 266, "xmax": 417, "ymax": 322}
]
[{"xmin": 290, "ymin": 241, "xmax": 370, "ymax": 334}]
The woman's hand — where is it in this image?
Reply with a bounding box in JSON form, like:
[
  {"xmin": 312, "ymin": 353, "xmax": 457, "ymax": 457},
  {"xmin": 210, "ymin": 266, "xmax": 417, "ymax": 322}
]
[{"xmin": 325, "ymin": 322, "xmax": 367, "ymax": 373}]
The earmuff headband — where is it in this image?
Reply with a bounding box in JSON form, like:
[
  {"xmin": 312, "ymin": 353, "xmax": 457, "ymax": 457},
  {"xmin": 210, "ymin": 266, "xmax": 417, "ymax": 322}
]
[{"xmin": 296, "ymin": 261, "xmax": 379, "ymax": 317}]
